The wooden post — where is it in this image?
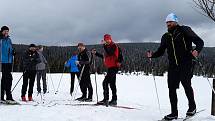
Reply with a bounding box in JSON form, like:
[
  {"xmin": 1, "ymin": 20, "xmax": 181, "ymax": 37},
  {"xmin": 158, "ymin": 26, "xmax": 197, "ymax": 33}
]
[{"xmin": 212, "ymin": 78, "xmax": 215, "ymax": 115}]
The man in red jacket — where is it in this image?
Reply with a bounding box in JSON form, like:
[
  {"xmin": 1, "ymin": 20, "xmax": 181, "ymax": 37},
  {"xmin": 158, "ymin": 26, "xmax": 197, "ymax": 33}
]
[{"xmin": 92, "ymin": 34, "xmax": 122, "ymax": 106}]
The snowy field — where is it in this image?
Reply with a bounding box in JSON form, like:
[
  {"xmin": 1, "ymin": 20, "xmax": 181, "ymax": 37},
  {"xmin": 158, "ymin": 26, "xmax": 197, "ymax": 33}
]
[{"xmin": 1, "ymin": 72, "xmax": 215, "ymax": 121}]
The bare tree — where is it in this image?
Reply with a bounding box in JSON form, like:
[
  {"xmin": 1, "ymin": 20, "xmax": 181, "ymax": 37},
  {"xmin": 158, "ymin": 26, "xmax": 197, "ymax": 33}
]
[{"xmin": 193, "ymin": 0, "xmax": 215, "ymax": 22}]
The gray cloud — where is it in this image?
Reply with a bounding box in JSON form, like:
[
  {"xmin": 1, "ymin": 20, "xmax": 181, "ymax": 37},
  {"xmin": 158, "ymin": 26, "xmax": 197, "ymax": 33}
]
[{"xmin": 0, "ymin": 0, "xmax": 214, "ymax": 46}]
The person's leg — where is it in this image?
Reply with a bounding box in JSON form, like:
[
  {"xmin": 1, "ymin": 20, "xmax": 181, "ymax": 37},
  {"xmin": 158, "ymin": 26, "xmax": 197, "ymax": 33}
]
[
  {"xmin": 164, "ymin": 67, "xmax": 179, "ymax": 120},
  {"xmin": 169, "ymin": 88, "xmax": 178, "ymax": 114},
  {"xmin": 109, "ymin": 68, "xmax": 118, "ymax": 102},
  {"xmin": 70, "ymin": 72, "xmax": 75, "ymax": 95},
  {"xmin": 41, "ymin": 70, "xmax": 47, "ymax": 93},
  {"xmin": 28, "ymin": 71, "xmax": 36, "ymax": 98},
  {"xmin": 86, "ymin": 72, "xmax": 93, "ymax": 99},
  {"xmin": 76, "ymin": 71, "xmax": 87, "ymax": 100},
  {"xmin": 102, "ymin": 75, "xmax": 109, "ymax": 101},
  {"xmin": 5, "ymin": 64, "xmax": 13, "ymax": 100},
  {"xmin": 180, "ymin": 63, "xmax": 196, "ymax": 116},
  {"xmin": 1, "ymin": 63, "xmax": 7, "ymax": 100},
  {"xmin": 21, "ymin": 71, "xmax": 29, "ymax": 97},
  {"xmin": 36, "ymin": 70, "xmax": 42, "ymax": 93},
  {"xmin": 1, "ymin": 78, "xmax": 5, "ymax": 100}
]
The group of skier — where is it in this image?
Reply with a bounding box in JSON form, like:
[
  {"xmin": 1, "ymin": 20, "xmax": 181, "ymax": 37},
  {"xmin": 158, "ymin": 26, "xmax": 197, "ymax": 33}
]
[
  {"xmin": 0, "ymin": 13, "xmax": 205, "ymax": 120},
  {"xmin": 0, "ymin": 26, "xmax": 48, "ymax": 102},
  {"xmin": 64, "ymin": 34, "xmax": 122, "ymax": 106}
]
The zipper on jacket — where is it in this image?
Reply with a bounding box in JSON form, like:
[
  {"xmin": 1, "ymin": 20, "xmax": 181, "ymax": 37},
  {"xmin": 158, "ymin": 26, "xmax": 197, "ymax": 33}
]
[
  {"xmin": 169, "ymin": 33, "xmax": 179, "ymax": 66},
  {"xmin": 182, "ymin": 37, "xmax": 187, "ymax": 51}
]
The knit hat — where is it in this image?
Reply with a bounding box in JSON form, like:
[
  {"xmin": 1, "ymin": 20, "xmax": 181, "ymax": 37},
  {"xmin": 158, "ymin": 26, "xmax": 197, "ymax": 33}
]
[
  {"xmin": 104, "ymin": 34, "xmax": 112, "ymax": 41},
  {"xmin": 29, "ymin": 44, "xmax": 36, "ymax": 48},
  {"xmin": 1, "ymin": 26, "xmax": 9, "ymax": 32},
  {"xmin": 165, "ymin": 13, "xmax": 178, "ymax": 23}
]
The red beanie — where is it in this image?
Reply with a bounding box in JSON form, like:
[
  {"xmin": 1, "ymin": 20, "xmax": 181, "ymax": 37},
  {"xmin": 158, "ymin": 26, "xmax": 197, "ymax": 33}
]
[{"xmin": 104, "ymin": 34, "xmax": 112, "ymax": 41}]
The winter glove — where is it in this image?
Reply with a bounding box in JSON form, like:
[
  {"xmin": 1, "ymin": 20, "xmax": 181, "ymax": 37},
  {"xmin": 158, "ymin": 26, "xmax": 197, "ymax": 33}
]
[
  {"xmin": 75, "ymin": 61, "xmax": 80, "ymax": 65},
  {"xmin": 146, "ymin": 50, "xmax": 153, "ymax": 58},
  {"xmin": 191, "ymin": 50, "xmax": 199, "ymax": 57},
  {"xmin": 117, "ymin": 62, "xmax": 121, "ymax": 67}
]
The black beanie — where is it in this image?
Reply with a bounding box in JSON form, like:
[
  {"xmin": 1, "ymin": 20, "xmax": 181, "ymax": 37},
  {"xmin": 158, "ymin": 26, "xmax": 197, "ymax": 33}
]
[
  {"xmin": 29, "ymin": 44, "xmax": 36, "ymax": 48},
  {"xmin": 1, "ymin": 26, "xmax": 9, "ymax": 31}
]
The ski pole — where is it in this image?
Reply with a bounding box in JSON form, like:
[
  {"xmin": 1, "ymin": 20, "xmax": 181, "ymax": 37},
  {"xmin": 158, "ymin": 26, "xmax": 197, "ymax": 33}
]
[
  {"xmin": 46, "ymin": 70, "xmax": 50, "ymax": 93},
  {"xmin": 11, "ymin": 55, "xmax": 15, "ymax": 75},
  {"xmin": 194, "ymin": 58, "xmax": 215, "ymax": 94},
  {"xmin": 93, "ymin": 56, "xmax": 99, "ymax": 103},
  {"xmin": 11, "ymin": 72, "xmax": 25, "ymax": 92},
  {"xmin": 72, "ymin": 65, "xmax": 85, "ymax": 100},
  {"xmin": 149, "ymin": 56, "xmax": 161, "ymax": 115},
  {"xmin": 55, "ymin": 66, "xmax": 66, "ymax": 94}
]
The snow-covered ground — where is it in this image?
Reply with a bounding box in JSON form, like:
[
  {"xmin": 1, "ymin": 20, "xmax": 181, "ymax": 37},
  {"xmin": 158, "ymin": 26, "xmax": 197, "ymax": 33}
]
[{"xmin": 1, "ymin": 72, "xmax": 215, "ymax": 121}]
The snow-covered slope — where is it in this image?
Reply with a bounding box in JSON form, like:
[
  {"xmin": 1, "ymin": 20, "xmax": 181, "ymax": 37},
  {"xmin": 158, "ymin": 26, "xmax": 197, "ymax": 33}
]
[{"xmin": 1, "ymin": 73, "xmax": 215, "ymax": 121}]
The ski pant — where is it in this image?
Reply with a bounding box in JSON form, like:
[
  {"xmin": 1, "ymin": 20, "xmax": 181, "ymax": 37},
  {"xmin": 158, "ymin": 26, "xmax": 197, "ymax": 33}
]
[
  {"xmin": 79, "ymin": 70, "xmax": 93, "ymax": 99},
  {"xmin": 36, "ymin": 70, "xmax": 47, "ymax": 93},
  {"xmin": 103, "ymin": 67, "xmax": 118, "ymax": 101},
  {"xmin": 1, "ymin": 63, "xmax": 13, "ymax": 100},
  {"xmin": 168, "ymin": 62, "xmax": 196, "ymax": 113},
  {"xmin": 70, "ymin": 72, "xmax": 79, "ymax": 94},
  {"xmin": 21, "ymin": 70, "xmax": 36, "ymax": 97}
]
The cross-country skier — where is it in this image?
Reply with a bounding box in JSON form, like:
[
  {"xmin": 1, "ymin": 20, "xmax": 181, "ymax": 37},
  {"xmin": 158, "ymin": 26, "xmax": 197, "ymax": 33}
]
[
  {"xmin": 75, "ymin": 43, "xmax": 93, "ymax": 102},
  {"xmin": 21, "ymin": 44, "xmax": 41, "ymax": 101},
  {"xmin": 0, "ymin": 26, "xmax": 16, "ymax": 104},
  {"xmin": 36, "ymin": 45, "xmax": 48, "ymax": 94},
  {"xmin": 146, "ymin": 13, "xmax": 204, "ymax": 120},
  {"xmin": 92, "ymin": 34, "xmax": 122, "ymax": 106},
  {"xmin": 65, "ymin": 51, "xmax": 79, "ymax": 96}
]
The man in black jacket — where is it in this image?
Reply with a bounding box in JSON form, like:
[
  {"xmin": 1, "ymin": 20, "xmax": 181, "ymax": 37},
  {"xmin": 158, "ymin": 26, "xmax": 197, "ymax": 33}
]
[
  {"xmin": 75, "ymin": 43, "xmax": 93, "ymax": 102},
  {"xmin": 147, "ymin": 13, "xmax": 204, "ymax": 120},
  {"xmin": 21, "ymin": 44, "xmax": 41, "ymax": 101}
]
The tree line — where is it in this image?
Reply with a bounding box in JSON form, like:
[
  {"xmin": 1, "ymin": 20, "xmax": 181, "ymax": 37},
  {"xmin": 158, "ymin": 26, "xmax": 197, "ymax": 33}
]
[{"xmin": 12, "ymin": 43, "xmax": 215, "ymax": 77}]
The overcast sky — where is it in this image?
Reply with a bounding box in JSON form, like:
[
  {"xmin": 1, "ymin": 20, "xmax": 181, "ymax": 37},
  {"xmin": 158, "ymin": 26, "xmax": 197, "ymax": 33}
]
[{"xmin": 0, "ymin": 0, "xmax": 214, "ymax": 46}]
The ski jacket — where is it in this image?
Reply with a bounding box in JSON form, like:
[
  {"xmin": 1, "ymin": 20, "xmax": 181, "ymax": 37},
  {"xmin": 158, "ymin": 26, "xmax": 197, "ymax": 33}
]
[
  {"xmin": 65, "ymin": 55, "xmax": 79, "ymax": 72},
  {"xmin": 0, "ymin": 35, "xmax": 14, "ymax": 63},
  {"xmin": 22, "ymin": 49, "xmax": 41, "ymax": 71},
  {"xmin": 96, "ymin": 42, "xmax": 120, "ymax": 68},
  {"xmin": 77, "ymin": 49, "xmax": 92, "ymax": 72},
  {"xmin": 151, "ymin": 25, "xmax": 204, "ymax": 66},
  {"xmin": 36, "ymin": 51, "xmax": 47, "ymax": 70}
]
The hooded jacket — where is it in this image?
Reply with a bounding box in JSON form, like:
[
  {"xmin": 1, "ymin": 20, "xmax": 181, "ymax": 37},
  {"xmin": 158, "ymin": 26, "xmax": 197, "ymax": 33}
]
[{"xmin": 65, "ymin": 55, "xmax": 79, "ymax": 72}]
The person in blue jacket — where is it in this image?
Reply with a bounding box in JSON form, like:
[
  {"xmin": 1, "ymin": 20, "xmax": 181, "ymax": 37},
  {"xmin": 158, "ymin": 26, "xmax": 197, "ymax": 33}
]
[
  {"xmin": 0, "ymin": 26, "xmax": 16, "ymax": 103},
  {"xmin": 65, "ymin": 51, "xmax": 79, "ymax": 96}
]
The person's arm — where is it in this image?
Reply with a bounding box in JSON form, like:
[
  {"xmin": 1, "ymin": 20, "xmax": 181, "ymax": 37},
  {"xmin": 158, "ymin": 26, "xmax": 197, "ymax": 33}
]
[
  {"xmin": 65, "ymin": 58, "xmax": 72, "ymax": 67},
  {"xmin": 33, "ymin": 52, "xmax": 41, "ymax": 64},
  {"xmin": 95, "ymin": 52, "xmax": 104, "ymax": 59},
  {"xmin": 79, "ymin": 52, "xmax": 90, "ymax": 65},
  {"xmin": 183, "ymin": 26, "xmax": 204, "ymax": 53},
  {"xmin": 22, "ymin": 51, "xmax": 30, "ymax": 71},
  {"xmin": 151, "ymin": 35, "xmax": 167, "ymax": 58}
]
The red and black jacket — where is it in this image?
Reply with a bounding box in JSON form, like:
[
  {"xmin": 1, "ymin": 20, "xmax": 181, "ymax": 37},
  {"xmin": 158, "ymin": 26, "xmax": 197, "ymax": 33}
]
[{"xmin": 95, "ymin": 42, "xmax": 120, "ymax": 68}]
